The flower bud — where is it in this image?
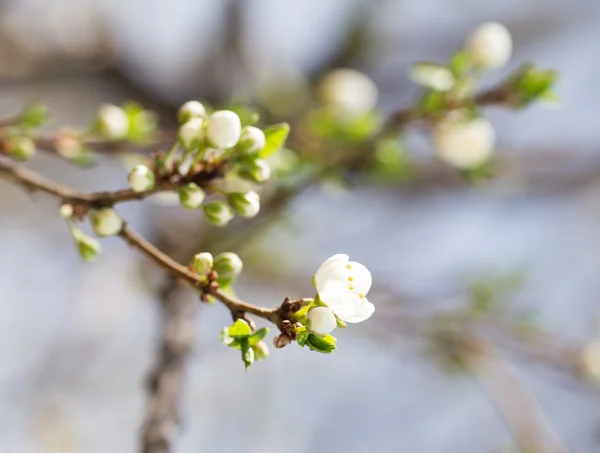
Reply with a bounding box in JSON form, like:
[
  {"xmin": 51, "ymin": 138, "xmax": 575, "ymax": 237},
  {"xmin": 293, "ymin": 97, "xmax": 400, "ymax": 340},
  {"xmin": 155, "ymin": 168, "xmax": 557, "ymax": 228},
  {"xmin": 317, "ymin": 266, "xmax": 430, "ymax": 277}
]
[
  {"xmin": 178, "ymin": 100, "xmax": 206, "ymax": 124},
  {"xmin": 97, "ymin": 104, "xmax": 129, "ymax": 140},
  {"xmin": 203, "ymin": 201, "xmax": 235, "ymax": 227},
  {"xmin": 213, "ymin": 252, "xmax": 243, "ymax": 280},
  {"xmin": 237, "ymin": 159, "xmax": 271, "ymax": 183},
  {"xmin": 307, "ymin": 306, "xmax": 337, "ymax": 335},
  {"xmin": 76, "ymin": 233, "xmax": 101, "ymax": 261},
  {"xmin": 253, "ymin": 342, "xmax": 269, "ymax": 360},
  {"xmin": 178, "ymin": 183, "xmax": 206, "ymax": 210},
  {"xmin": 206, "ymin": 110, "xmax": 242, "ymax": 149},
  {"xmin": 178, "ymin": 118, "xmax": 205, "ymax": 150},
  {"xmin": 90, "ymin": 208, "xmax": 123, "ymax": 237},
  {"xmin": 128, "ymin": 164, "xmax": 155, "ymax": 192},
  {"xmin": 433, "ymin": 113, "xmax": 495, "ymax": 169},
  {"xmin": 466, "ymin": 22, "xmax": 512, "ymax": 70},
  {"xmin": 238, "ymin": 126, "xmax": 266, "ymax": 154},
  {"xmin": 319, "ymin": 68, "xmax": 378, "ymax": 115},
  {"xmin": 5, "ymin": 137, "xmax": 36, "ymax": 161},
  {"xmin": 192, "ymin": 252, "xmax": 213, "ymax": 275},
  {"xmin": 59, "ymin": 204, "xmax": 73, "ymax": 219},
  {"xmin": 227, "ymin": 191, "xmax": 260, "ymax": 218},
  {"xmin": 273, "ymin": 333, "xmax": 291, "ymax": 349}
]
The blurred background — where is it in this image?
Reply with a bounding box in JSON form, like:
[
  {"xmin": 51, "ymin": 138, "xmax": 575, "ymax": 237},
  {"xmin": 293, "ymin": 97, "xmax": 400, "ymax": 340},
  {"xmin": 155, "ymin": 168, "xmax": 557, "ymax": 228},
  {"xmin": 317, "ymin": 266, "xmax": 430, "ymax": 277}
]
[{"xmin": 2, "ymin": 0, "xmax": 600, "ymax": 452}]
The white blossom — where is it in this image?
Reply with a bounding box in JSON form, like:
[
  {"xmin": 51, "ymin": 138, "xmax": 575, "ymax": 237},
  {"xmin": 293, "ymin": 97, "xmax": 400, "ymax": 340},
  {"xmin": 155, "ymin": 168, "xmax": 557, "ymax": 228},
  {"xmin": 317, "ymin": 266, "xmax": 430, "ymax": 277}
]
[
  {"xmin": 466, "ymin": 22, "xmax": 512, "ymax": 70},
  {"xmin": 128, "ymin": 164, "xmax": 155, "ymax": 192},
  {"xmin": 433, "ymin": 113, "xmax": 495, "ymax": 169},
  {"xmin": 90, "ymin": 208, "xmax": 123, "ymax": 237},
  {"xmin": 313, "ymin": 254, "xmax": 375, "ymax": 323},
  {"xmin": 206, "ymin": 110, "xmax": 242, "ymax": 149},
  {"xmin": 178, "ymin": 100, "xmax": 206, "ymax": 123},
  {"xmin": 239, "ymin": 126, "xmax": 266, "ymax": 153},
  {"xmin": 97, "ymin": 104, "xmax": 129, "ymax": 140},
  {"xmin": 307, "ymin": 306, "xmax": 337, "ymax": 335},
  {"xmin": 319, "ymin": 69, "xmax": 378, "ymax": 115}
]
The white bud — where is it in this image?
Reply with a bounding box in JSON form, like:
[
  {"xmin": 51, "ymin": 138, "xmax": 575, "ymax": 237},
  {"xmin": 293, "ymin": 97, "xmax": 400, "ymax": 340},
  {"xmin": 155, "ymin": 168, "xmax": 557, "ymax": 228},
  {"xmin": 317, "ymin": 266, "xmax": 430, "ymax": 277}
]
[
  {"xmin": 76, "ymin": 233, "xmax": 101, "ymax": 261},
  {"xmin": 466, "ymin": 22, "xmax": 512, "ymax": 70},
  {"xmin": 90, "ymin": 208, "xmax": 123, "ymax": 237},
  {"xmin": 238, "ymin": 126, "xmax": 266, "ymax": 153},
  {"xmin": 206, "ymin": 110, "xmax": 242, "ymax": 149},
  {"xmin": 213, "ymin": 252, "xmax": 243, "ymax": 280},
  {"xmin": 307, "ymin": 306, "xmax": 337, "ymax": 335},
  {"xmin": 128, "ymin": 164, "xmax": 155, "ymax": 192},
  {"xmin": 192, "ymin": 252, "xmax": 213, "ymax": 275},
  {"xmin": 6, "ymin": 137, "xmax": 35, "ymax": 161},
  {"xmin": 59, "ymin": 204, "xmax": 73, "ymax": 219},
  {"xmin": 178, "ymin": 183, "xmax": 206, "ymax": 210},
  {"xmin": 178, "ymin": 100, "xmax": 206, "ymax": 124},
  {"xmin": 179, "ymin": 118, "xmax": 205, "ymax": 150},
  {"xmin": 319, "ymin": 68, "xmax": 378, "ymax": 115},
  {"xmin": 238, "ymin": 159, "xmax": 271, "ymax": 183},
  {"xmin": 97, "ymin": 104, "xmax": 129, "ymax": 140},
  {"xmin": 433, "ymin": 113, "xmax": 495, "ymax": 169},
  {"xmin": 227, "ymin": 191, "xmax": 260, "ymax": 218},
  {"xmin": 203, "ymin": 201, "xmax": 235, "ymax": 227}
]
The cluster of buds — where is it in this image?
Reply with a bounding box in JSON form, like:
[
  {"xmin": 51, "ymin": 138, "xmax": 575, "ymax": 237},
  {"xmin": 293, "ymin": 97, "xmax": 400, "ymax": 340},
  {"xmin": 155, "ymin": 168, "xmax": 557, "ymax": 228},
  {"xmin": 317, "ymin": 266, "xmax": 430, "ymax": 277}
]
[{"xmin": 190, "ymin": 251, "xmax": 243, "ymax": 288}]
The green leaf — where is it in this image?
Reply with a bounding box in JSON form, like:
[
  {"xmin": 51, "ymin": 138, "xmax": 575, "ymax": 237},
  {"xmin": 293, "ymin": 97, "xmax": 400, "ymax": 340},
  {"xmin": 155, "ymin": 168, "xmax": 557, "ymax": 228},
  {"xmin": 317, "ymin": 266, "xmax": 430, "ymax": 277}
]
[
  {"xmin": 513, "ymin": 64, "xmax": 558, "ymax": 108},
  {"xmin": 122, "ymin": 101, "xmax": 158, "ymax": 144},
  {"xmin": 228, "ymin": 319, "xmax": 252, "ymax": 338},
  {"xmin": 19, "ymin": 102, "xmax": 49, "ymax": 130},
  {"xmin": 306, "ymin": 333, "xmax": 337, "ymax": 354},
  {"xmin": 419, "ymin": 90, "xmax": 447, "ymax": 116},
  {"xmin": 248, "ymin": 327, "xmax": 269, "ymax": 346},
  {"xmin": 410, "ymin": 62, "xmax": 455, "ymax": 91},
  {"xmin": 449, "ymin": 51, "xmax": 472, "ymax": 78},
  {"xmin": 296, "ymin": 330, "xmax": 310, "ymax": 347},
  {"xmin": 370, "ymin": 138, "xmax": 413, "ymax": 182},
  {"xmin": 259, "ymin": 122, "xmax": 290, "ymax": 158},
  {"xmin": 241, "ymin": 339, "xmax": 254, "ymax": 370}
]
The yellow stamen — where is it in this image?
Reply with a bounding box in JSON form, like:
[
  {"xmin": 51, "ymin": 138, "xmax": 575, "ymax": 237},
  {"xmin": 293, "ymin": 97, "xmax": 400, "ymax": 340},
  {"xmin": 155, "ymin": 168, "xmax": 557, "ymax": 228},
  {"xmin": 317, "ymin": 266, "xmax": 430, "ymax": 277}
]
[
  {"xmin": 348, "ymin": 276, "xmax": 354, "ymax": 282},
  {"xmin": 346, "ymin": 264, "xmax": 352, "ymax": 270},
  {"xmin": 348, "ymin": 285, "xmax": 354, "ymax": 290}
]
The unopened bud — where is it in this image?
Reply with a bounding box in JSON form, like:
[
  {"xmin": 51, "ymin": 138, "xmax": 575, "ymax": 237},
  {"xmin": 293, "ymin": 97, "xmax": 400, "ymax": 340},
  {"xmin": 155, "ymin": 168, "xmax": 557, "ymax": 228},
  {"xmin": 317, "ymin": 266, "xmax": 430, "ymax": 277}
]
[
  {"xmin": 253, "ymin": 342, "xmax": 269, "ymax": 360},
  {"xmin": 213, "ymin": 252, "xmax": 243, "ymax": 281},
  {"xmin": 97, "ymin": 104, "xmax": 129, "ymax": 140},
  {"xmin": 178, "ymin": 183, "xmax": 206, "ymax": 210},
  {"xmin": 227, "ymin": 191, "xmax": 260, "ymax": 218},
  {"xmin": 178, "ymin": 118, "xmax": 205, "ymax": 150},
  {"xmin": 307, "ymin": 306, "xmax": 337, "ymax": 335},
  {"xmin": 466, "ymin": 22, "xmax": 512, "ymax": 70},
  {"xmin": 128, "ymin": 164, "xmax": 155, "ymax": 192},
  {"xmin": 273, "ymin": 334, "xmax": 291, "ymax": 349},
  {"xmin": 90, "ymin": 208, "xmax": 123, "ymax": 237},
  {"xmin": 433, "ymin": 113, "xmax": 495, "ymax": 169},
  {"xmin": 59, "ymin": 204, "xmax": 73, "ymax": 219},
  {"xmin": 75, "ymin": 233, "xmax": 101, "ymax": 261},
  {"xmin": 203, "ymin": 201, "xmax": 235, "ymax": 227},
  {"xmin": 178, "ymin": 100, "xmax": 206, "ymax": 124},
  {"xmin": 192, "ymin": 252, "xmax": 213, "ymax": 275},
  {"xmin": 206, "ymin": 110, "xmax": 242, "ymax": 149},
  {"xmin": 319, "ymin": 68, "xmax": 378, "ymax": 115},
  {"xmin": 238, "ymin": 159, "xmax": 271, "ymax": 183},
  {"xmin": 5, "ymin": 137, "xmax": 35, "ymax": 161},
  {"xmin": 238, "ymin": 126, "xmax": 266, "ymax": 154}
]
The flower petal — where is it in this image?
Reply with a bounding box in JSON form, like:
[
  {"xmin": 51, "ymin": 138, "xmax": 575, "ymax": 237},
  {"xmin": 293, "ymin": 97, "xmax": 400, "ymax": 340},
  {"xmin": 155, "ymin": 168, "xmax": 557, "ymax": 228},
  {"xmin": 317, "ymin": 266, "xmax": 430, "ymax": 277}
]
[
  {"xmin": 348, "ymin": 261, "xmax": 372, "ymax": 295},
  {"xmin": 314, "ymin": 254, "xmax": 349, "ymax": 297},
  {"xmin": 327, "ymin": 294, "xmax": 374, "ymax": 323}
]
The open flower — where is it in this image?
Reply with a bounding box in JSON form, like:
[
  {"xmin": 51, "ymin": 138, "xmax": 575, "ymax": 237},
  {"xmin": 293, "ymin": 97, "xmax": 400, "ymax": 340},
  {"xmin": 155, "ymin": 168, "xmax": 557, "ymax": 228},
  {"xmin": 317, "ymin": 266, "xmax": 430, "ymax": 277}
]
[{"xmin": 313, "ymin": 254, "xmax": 374, "ymax": 323}]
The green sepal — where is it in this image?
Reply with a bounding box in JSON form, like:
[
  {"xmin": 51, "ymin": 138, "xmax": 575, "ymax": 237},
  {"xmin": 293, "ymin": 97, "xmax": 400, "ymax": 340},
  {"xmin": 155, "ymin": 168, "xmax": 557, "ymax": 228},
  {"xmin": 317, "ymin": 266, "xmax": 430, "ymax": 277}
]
[{"xmin": 305, "ymin": 333, "xmax": 337, "ymax": 354}]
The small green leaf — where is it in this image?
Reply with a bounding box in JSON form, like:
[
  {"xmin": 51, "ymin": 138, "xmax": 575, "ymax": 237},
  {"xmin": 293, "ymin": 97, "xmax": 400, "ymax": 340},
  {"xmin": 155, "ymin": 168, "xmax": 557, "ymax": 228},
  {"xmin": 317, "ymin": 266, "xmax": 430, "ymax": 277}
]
[
  {"xmin": 248, "ymin": 327, "xmax": 269, "ymax": 346},
  {"xmin": 19, "ymin": 102, "xmax": 49, "ymax": 130},
  {"xmin": 449, "ymin": 51, "xmax": 472, "ymax": 78},
  {"xmin": 306, "ymin": 333, "xmax": 337, "ymax": 354},
  {"xmin": 228, "ymin": 319, "xmax": 252, "ymax": 338},
  {"xmin": 296, "ymin": 330, "xmax": 310, "ymax": 347},
  {"xmin": 241, "ymin": 339, "xmax": 254, "ymax": 370},
  {"xmin": 259, "ymin": 122, "xmax": 290, "ymax": 158}
]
